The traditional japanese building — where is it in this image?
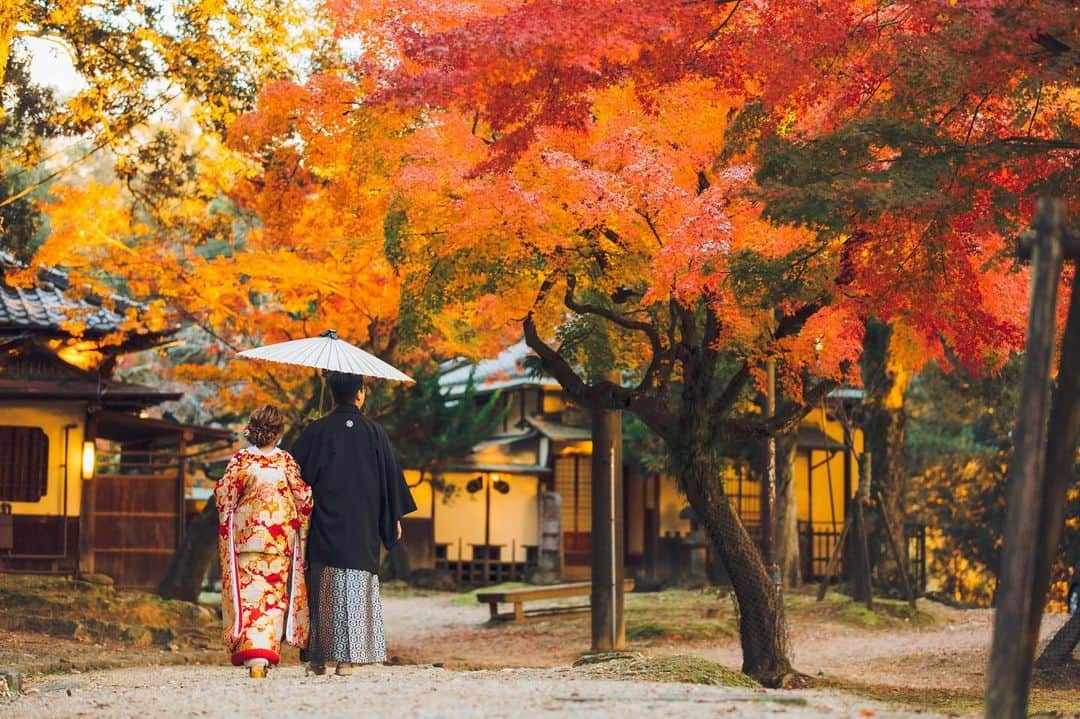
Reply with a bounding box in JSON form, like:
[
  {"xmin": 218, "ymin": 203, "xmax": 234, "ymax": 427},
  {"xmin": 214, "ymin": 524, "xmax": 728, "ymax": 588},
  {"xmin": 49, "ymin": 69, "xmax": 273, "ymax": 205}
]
[
  {"xmin": 0, "ymin": 252, "xmax": 232, "ymax": 587},
  {"xmin": 400, "ymin": 341, "xmax": 925, "ymax": 588}
]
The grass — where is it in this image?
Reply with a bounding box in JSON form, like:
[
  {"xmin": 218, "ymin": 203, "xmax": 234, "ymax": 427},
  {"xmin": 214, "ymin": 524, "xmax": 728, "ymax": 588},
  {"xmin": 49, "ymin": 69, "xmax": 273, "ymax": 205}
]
[
  {"xmin": 785, "ymin": 588, "xmax": 938, "ymax": 629},
  {"xmin": 829, "ymin": 597, "xmax": 937, "ymax": 629},
  {"xmin": 622, "ymin": 588, "xmax": 738, "ymax": 643},
  {"xmin": 626, "ymin": 618, "xmax": 736, "ymax": 642}
]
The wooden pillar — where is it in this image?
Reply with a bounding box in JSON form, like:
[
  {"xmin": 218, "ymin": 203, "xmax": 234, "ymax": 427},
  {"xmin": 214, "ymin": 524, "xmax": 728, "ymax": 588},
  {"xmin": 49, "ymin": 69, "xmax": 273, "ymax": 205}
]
[
  {"xmin": 851, "ymin": 452, "xmax": 873, "ymax": 607},
  {"xmin": 77, "ymin": 412, "xmax": 97, "ymax": 577},
  {"xmin": 986, "ymin": 199, "xmax": 1070, "ymax": 719},
  {"xmin": 643, "ymin": 475, "xmax": 658, "ymax": 582},
  {"xmin": 590, "ymin": 406, "xmax": 624, "ymax": 651},
  {"xmin": 760, "ymin": 360, "xmax": 776, "ymax": 570}
]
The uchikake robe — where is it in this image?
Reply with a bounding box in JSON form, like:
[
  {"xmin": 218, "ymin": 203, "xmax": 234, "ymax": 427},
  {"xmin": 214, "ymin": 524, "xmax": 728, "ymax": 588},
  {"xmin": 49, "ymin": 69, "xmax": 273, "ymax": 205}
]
[
  {"xmin": 291, "ymin": 404, "xmax": 417, "ymax": 573},
  {"xmin": 215, "ymin": 447, "xmax": 312, "ymax": 666}
]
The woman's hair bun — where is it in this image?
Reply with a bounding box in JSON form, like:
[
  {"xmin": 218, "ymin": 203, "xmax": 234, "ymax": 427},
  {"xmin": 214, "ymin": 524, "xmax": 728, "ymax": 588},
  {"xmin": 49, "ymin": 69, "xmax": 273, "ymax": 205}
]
[{"xmin": 244, "ymin": 405, "xmax": 286, "ymax": 447}]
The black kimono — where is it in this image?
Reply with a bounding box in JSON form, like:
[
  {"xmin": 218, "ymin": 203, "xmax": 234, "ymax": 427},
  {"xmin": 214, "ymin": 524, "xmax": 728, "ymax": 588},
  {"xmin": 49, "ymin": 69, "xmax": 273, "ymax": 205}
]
[{"xmin": 291, "ymin": 404, "xmax": 417, "ymax": 574}]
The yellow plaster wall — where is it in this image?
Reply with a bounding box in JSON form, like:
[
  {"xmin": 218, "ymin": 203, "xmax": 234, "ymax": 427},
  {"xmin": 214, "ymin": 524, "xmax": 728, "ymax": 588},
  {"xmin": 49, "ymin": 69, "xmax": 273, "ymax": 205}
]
[
  {"xmin": 654, "ymin": 407, "xmax": 863, "ymax": 535},
  {"xmin": 402, "ymin": 469, "xmax": 433, "ymax": 519},
  {"xmin": 541, "ymin": 390, "xmax": 565, "ymax": 414},
  {"xmin": 794, "ymin": 407, "xmax": 863, "ymax": 529},
  {"xmin": 0, "ymin": 402, "xmax": 87, "ymax": 516},
  {"xmin": 431, "ymin": 471, "xmax": 539, "ymax": 561},
  {"xmin": 658, "ymin": 473, "xmax": 691, "ymax": 536}
]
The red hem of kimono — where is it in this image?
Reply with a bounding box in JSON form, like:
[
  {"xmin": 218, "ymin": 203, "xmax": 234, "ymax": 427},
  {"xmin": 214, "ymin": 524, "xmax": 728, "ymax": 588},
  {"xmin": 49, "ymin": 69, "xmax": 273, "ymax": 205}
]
[{"xmin": 231, "ymin": 648, "xmax": 280, "ymax": 666}]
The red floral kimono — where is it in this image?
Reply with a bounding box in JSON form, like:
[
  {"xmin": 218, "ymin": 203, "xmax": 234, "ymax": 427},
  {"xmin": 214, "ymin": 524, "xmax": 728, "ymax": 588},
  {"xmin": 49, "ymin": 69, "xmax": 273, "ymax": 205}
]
[{"xmin": 215, "ymin": 447, "xmax": 312, "ymax": 666}]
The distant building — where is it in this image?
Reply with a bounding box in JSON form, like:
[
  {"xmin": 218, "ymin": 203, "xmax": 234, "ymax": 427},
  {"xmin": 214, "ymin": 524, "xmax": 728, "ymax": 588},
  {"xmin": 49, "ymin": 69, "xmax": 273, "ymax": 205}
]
[
  {"xmin": 400, "ymin": 341, "xmax": 925, "ymax": 587},
  {"xmin": 0, "ymin": 252, "xmax": 231, "ymax": 587}
]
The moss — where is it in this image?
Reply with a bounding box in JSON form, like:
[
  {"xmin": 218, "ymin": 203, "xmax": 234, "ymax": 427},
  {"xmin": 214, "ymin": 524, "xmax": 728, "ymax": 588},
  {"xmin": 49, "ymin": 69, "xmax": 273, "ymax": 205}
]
[
  {"xmin": 0, "ymin": 573, "xmax": 217, "ymax": 660},
  {"xmin": 626, "ymin": 622, "xmax": 666, "ymax": 640},
  {"xmin": 626, "ymin": 618, "xmax": 736, "ymax": 642},
  {"xmin": 582, "ymin": 654, "xmax": 763, "ymax": 689},
  {"xmin": 829, "ymin": 597, "xmax": 936, "ymax": 629}
]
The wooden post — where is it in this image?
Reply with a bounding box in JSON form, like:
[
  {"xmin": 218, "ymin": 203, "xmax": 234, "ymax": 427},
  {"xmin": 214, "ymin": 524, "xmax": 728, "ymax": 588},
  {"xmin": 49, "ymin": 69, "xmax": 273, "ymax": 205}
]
[
  {"xmin": 875, "ymin": 491, "xmax": 916, "ymax": 609},
  {"xmin": 590, "ymin": 405, "xmax": 625, "ymax": 651},
  {"xmin": 851, "ymin": 452, "xmax": 873, "ymax": 608},
  {"xmin": 77, "ymin": 414, "xmax": 97, "ymax": 577},
  {"xmin": 1026, "ymin": 229, "xmax": 1080, "ymax": 663},
  {"xmin": 760, "ymin": 360, "xmax": 776, "ymax": 569},
  {"xmin": 816, "ymin": 518, "xmax": 852, "ymax": 600},
  {"xmin": 986, "ymin": 199, "xmax": 1069, "ymax": 719}
]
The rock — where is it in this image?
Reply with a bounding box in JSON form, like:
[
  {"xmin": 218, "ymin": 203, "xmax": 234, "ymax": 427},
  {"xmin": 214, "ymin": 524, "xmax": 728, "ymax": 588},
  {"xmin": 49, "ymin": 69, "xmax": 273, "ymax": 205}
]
[
  {"xmin": 0, "ymin": 667, "xmax": 21, "ymax": 694},
  {"xmin": 524, "ymin": 568, "xmax": 562, "ymax": 586}
]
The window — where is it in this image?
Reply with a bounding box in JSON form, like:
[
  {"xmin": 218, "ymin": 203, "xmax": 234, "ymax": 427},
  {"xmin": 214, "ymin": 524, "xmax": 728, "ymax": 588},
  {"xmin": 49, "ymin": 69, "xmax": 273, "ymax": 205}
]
[{"xmin": 0, "ymin": 426, "xmax": 49, "ymax": 502}]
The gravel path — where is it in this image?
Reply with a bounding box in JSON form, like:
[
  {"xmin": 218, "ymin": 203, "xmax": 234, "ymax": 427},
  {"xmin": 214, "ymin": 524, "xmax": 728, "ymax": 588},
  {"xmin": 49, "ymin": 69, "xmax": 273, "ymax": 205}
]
[{"xmin": 1, "ymin": 664, "xmax": 938, "ymax": 719}]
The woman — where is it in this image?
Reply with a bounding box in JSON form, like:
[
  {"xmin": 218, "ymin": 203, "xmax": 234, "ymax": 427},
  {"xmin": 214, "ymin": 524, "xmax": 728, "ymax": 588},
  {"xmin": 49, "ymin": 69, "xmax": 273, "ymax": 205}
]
[{"xmin": 215, "ymin": 405, "xmax": 312, "ymax": 678}]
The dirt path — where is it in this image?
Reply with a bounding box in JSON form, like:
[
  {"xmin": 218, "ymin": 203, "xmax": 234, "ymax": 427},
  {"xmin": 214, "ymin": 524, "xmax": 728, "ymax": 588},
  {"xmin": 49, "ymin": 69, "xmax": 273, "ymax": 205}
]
[
  {"xmin": 1, "ymin": 664, "xmax": 938, "ymax": 719},
  {"xmin": 2, "ymin": 587, "xmax": 1075, "ymax": 716},
  {"xmin": 381, "ymin": 591, "xmax": 1071, "ymax": 685}
]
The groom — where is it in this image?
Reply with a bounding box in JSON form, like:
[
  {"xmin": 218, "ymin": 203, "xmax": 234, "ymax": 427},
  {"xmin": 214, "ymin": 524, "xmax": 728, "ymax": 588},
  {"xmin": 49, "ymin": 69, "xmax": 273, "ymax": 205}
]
[{"xmin": 291, "ymin": 372, "xmax": 416, "ymax": 675}]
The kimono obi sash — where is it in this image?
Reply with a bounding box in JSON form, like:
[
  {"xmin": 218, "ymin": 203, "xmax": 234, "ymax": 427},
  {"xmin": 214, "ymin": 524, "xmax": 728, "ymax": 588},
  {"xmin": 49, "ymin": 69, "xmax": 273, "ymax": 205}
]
[{"xmin": 232, "ymin": 456, "xmax": 301, "ymax": 555}]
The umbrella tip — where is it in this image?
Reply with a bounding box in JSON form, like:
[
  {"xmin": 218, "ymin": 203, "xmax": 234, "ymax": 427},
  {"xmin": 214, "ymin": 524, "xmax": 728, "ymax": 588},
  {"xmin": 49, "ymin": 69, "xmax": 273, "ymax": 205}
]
[{"xmin": 321, "ymin": 329, "xmax": 339, "ymax": 340}]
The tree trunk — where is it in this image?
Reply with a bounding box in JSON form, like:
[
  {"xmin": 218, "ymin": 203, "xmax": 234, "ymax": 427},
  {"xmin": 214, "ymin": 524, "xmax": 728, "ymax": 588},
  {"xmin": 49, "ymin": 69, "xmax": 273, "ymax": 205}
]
[
  {"xmin": 157, "ymin": 500, "xmax": 219, "ymax": 601},
  {"xmin": 861, "ymin": 320, "xmax": 912, "ymax": 591},
  {"xmin": 0, "ymin": 2, "xmax": 28, "ymax": 89},
  {"xmin": 678, "ymin": 449, "xmax": 793, "ymax": 686},
  {"xmin": 1034, "ymin": 610, "xmax": 1080, "ymax": 669},
  {"xmin": 775, "ymin": 432, "xmax": 802, "ymax": 589}
]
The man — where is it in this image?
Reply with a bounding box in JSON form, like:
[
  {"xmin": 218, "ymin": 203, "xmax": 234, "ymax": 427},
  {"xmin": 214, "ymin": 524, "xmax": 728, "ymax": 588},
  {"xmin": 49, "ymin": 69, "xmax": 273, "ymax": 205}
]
[{"xmin": 291, "ymin": 372, "xmax": 417, "ymax": 676}]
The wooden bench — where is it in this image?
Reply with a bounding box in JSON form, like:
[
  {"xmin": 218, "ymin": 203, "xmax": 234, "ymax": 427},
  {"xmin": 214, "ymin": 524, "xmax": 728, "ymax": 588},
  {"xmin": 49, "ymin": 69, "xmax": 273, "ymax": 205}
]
[{"xmin": 476, "ymin": 579, "xmax": 635, "ymax": 622}]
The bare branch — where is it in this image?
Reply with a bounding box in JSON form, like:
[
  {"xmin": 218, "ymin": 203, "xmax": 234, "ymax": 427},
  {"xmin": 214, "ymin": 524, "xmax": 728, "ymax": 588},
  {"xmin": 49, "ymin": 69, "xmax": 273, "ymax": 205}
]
[{"xmin": 563, "ymin": 274, "xmax": 662, "ymax": 342}]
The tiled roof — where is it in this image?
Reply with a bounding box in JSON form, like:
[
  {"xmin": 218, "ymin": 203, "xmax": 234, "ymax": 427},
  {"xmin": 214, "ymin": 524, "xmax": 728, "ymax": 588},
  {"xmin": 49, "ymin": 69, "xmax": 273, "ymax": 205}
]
[
  {"xmin": 0, "ymin": 251, "xmax": 127, "ymax": 335},
  {"xmin": 440, "ymin": 340, "xmax": 561, "ymax": 397}
]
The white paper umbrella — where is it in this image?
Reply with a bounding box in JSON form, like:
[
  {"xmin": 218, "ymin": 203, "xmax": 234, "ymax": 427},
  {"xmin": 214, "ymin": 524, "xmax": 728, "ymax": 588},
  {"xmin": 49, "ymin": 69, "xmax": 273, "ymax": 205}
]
[{"xmin": 237, "ymin": 330, "xmax": 414, "ymax": 382}]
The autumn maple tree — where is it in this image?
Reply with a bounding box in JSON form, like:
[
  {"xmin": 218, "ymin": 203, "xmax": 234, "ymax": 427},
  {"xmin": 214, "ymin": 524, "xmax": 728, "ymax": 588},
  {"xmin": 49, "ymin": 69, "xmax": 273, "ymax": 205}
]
[
  {"xmin": 12, "ymin": 0, "xmax": 1072, "ymax": 685},
  {"xmin": 352, "ymin": 0, "xmax": 1066, "ymax": 684},
  {"xmin": 376, "ymin": 76, "xmax": 856, "ymax": 684}
]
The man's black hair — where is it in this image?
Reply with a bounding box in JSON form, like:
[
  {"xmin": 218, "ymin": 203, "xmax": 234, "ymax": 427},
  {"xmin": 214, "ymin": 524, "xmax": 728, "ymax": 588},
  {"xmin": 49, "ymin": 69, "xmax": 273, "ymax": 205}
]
[{"xmin": 328, "ymin": 372, "xmax": 366, "ymax": 406}]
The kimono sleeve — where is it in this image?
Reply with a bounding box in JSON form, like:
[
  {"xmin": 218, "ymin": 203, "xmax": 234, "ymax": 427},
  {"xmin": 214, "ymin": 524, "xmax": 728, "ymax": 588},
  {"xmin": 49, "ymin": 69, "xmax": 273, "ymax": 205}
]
[
  {"xmin": 283, "ymin": 454, "xmax": 313, "ymax": 531},
  {"xmin": 377, "ymin": 426, "xmax": 417, "ymax": 550},
  {"xmin": 214, "ymin": 455, "xmax": 244, "ymax": 521},
  {"xmin": 290, "ymin": 422, "xmax": 320, "ymax": 487},
  {"xmin": 214, "ymin": 454, "xmax": 244, "ymax": 642}
]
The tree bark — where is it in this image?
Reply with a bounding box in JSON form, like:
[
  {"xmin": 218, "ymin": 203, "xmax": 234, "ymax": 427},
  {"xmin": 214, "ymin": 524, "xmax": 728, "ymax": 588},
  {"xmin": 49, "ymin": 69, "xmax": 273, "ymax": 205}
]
[
  {"xmin": 775, "ymin": 432, "xmax": 802, "ymax": 589},
  {"xmin": 861, "ymin": 320, "xmax": 911, "ymax": 590},
  {"xmin": 1034, "ymin": 610, "xmax": 1080, "ymax": 669},
  {"xmin": 157, "ymin": 500, "xmax": 219, "ymax": 601},
  {"xmin": 677, "ymin": 447, "xmax": 793, "ymax": 686},
  {"xmin": 0, "ymin": 2, "xmax": 27, "ymax": 89}
]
